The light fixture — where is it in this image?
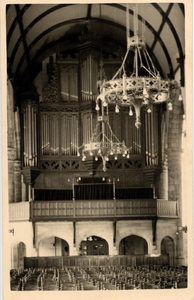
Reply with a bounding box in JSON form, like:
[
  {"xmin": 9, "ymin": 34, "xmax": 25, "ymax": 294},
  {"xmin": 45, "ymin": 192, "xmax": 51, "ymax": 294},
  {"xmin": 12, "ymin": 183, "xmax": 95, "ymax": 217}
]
[
  {"xmin": 96, "ymin": 4, "xmax": 182, "ymax": 129},
  {"xmin": 178, "ymin": 93, "xmax": 183, "ymax": 101},
  {"xmin": 9, "ymin": 229, "xmax": 14, "ymax": 235},
  {"xmin": 80, "ymin": 112, "xmax": 131, "ymax": 172},
  {"xmin": 83, "ymin": 235, "xmax": 87, "ymax": 241},
  {"xmin": 176, "ymin": 226, "xmax": 187, "ymax": 234},
  {"xmin": 129, "ymin": 106, "xmax": 133, "ymax": 116}
]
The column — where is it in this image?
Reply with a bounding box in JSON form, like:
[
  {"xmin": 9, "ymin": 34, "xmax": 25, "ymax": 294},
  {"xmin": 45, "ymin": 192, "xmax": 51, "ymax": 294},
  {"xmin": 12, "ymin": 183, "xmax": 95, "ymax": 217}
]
[
  {"xmin": 8, "ymin": 148, "xmax": 16, "ymax": 203},
  {"xmin": 14, "ymin": 160, "xmax": 22, "ymax": 202},
  {"xmin": 167, "ymin": 100, "xmax": 184, "ymax": 265},
  {"xmin": 7, "ymin": 80, "xmax": 15, "ymax": 203},
  {"xmin": 157, "ymin": 154, "xmax": 168, "ymax": 200},
  {"xmin": 21, "ymin": 174, "xmax": 27, "ymax": 202}
]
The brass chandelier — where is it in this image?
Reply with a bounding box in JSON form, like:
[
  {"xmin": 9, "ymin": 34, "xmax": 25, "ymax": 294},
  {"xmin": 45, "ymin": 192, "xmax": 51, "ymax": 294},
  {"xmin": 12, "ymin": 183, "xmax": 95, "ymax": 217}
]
[
  {"xmin": 96, "ymin": 4, "xmax": 182, "ymax": 129},
  {"xmin": 78, "ymin": 4, "xmax": 182, "ymax": 172},
  {"xmin": 79, "ymin": 104, "xmax": 131, "ymax": 172}
]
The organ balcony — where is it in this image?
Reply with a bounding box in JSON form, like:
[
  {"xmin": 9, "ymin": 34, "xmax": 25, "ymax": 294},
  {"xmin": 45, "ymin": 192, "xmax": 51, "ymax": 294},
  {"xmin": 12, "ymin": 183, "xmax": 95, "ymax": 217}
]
[{"xmin": 9, "ymin": 198, "xmax": 178, "ymax": 222}]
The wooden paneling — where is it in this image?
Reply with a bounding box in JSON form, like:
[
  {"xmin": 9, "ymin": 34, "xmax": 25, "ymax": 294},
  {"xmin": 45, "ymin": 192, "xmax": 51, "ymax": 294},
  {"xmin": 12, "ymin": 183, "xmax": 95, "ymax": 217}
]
[
  {"xmin": 24, "ymin": 254, "xmax": 169, "ymax": 268},
  {"xmin": 9, "ymin": 202, "xmax": 30, "ymax": 221},
  {"xmin": 9, "ymin": 199, "xmax": 178, "ymax": 221},
  {"xmin": 116, "ymin": 200, "xmax": 156, "ymax": 216},
  {"xmin": 157, "ymin": 200, "xmax": 178, "ymax": 217},
  {"xmin": 32, "ymin": 201, "xmax": 74, "ymax": 217}
]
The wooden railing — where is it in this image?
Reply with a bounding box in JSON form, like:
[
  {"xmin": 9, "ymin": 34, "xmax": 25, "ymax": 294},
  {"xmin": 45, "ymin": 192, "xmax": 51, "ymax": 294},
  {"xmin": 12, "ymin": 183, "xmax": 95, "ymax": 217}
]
[
  {"xmin": 24, "ymin": 254, "xmax": 169, "ymax": 268},
  {"xmin": 157, "ymin": 200, "xmax": 178, "ymax": 217},
  {"xmin": 9, "ymin": 202, "xmax": 30, "ymax": 221},
  {"xmin": 31, "ymin": 199, "xmax": 157, "ymax": 219},
  {"xmin": 9, "ymin": 199, "xmax": 178, "ymax": 221}
]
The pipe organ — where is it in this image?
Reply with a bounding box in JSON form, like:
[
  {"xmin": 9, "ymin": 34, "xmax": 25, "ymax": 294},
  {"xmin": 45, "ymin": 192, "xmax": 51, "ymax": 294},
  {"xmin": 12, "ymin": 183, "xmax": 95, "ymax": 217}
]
[
  {"xmin": 22, "ymin": 100, "xmax": 38, "ymax": 167},
  {"xmin": 80, "ymin": 49, "xmax": 99, "ymax": 102},
  {"xmin": 21, "ymin": 44, "xmax": 162, "ymax": 189},
  {"xmin": 40, "ymin": 113, "xmax": 59, "ymax": 156},
  {"xmin": 60, "ymin": 66, "xmax": 78, "ymax": 102},
  {"xmin": 124, "ymin": 112, "xmax": 141, "ymax": 155},
  {"xmin": 81, "ymin": 112, "xmax": 98, "ymax": 145},
  {"xmin": 144, "ymin": 105, "xmax": 159, "ymax": 166},
  {"xmin": 61, "ymin": 114, "xmax": 78, "ymax": 156}
]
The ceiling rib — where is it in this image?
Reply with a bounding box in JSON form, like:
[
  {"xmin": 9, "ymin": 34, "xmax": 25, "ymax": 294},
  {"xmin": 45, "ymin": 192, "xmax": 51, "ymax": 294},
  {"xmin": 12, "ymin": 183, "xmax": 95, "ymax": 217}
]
[
  {"xmin": 15, "ymin": 17, "xmax": 127, "ymax": 78},
  {"xmin": 178, "ymin": 3, "xmax": 185, "ymax": 16},
  {"xmin": 12, "ymin": 5, "xmax": 30, "ymax": 79},
  {"xmin": 15, "ymin": 5, "xmax": 29, "ymax": 62},
  {"xmin": 6, "ymin": 5, "xmax": 10, "ymax": 13},
  {"xmin": 8, "ymin": 4, "xmax": 73, "ymax": 76},
  {"xmin": 20, "ymin": 35, "xmax": 164, "ymax": 89},
  {"xmin": 15, "ymin": 16, "xmax": 173, "ymax": 82},
  {"xmin": 87, "ymin": 4, "xmax": 92, "ymax": 19},
  {"xmin": 152, "ymin": 3, "xmax": 184, "ymax": 85},
  {"xmin": 151, "ymin": 3, "xmax": 173, "ymax": 52},
  {"xmin": 7, "ymin": 3, "xmax": 183, "ymax": 84},
  {"xmin": 7, "ymin": 4, "xmax": 31, "ymax": 47},
  {"xmin": 7, "ymin": 4, "xmax": 74, "ymax": 48},
  {"xmin": 19, "ymin": 30, "xmax": 164, "ymax": 85}
]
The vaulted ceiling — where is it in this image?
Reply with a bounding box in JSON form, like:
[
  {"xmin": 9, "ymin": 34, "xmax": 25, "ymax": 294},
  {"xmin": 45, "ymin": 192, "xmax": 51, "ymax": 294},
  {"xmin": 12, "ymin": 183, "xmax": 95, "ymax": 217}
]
[{"xmin": 6, "ymin": 3, "xmax": 185, "ymax": 89}]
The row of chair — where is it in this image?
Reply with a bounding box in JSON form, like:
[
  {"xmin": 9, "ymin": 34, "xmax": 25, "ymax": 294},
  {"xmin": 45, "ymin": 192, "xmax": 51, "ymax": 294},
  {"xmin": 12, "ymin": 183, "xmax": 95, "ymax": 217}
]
[{"xmin": 10, "ymin": 264, "xmax": 188, "ymax": 291}]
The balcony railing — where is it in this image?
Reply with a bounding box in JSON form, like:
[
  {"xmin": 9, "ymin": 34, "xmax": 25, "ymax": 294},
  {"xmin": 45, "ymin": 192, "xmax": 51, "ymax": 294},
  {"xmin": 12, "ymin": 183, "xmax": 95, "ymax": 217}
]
[
  {"xmin": 157, "ymin": 199, "xmax": 178, "ymax": 217},
  {"xmin": 9, "ymin": 202, "xmax": 30, "ymax": 221},
  {"xmin": 9, "ymin": 199, "xmax": 178, "ymax": 221}
]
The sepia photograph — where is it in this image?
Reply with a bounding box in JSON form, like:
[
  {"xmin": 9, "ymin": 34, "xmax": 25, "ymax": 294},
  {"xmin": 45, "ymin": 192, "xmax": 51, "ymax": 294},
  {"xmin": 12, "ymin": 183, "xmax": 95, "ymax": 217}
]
[{"xmin": 1, "ymin": 1, "xmax": 193, "ymax": 300}]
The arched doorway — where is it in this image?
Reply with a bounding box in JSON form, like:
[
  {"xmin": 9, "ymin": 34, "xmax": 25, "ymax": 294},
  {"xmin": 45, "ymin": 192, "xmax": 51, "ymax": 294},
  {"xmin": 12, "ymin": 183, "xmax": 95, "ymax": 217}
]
[
  {"xmin": 161, "ymin": 236, "xmax": 174, "ymax": 266},
  {"xmin": 39, "ymin": 236, "xmax": 69, "ymax": 257},
  {"xmin": 119, "ymin": 235, "xmax": 148, "ymax": 255},
  {"xmin": 79, "ymin": 236, "xmax": 109, "ymax": 255},
  {"xmin": 11, "ymin": 242, "xmax": 26, "ymax": 270}
]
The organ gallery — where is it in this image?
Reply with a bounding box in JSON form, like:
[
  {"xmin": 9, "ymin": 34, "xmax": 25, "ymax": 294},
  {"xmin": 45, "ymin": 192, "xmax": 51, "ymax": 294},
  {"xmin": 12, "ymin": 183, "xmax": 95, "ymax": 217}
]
[{"xmin": 5, "ymin": 2, "xmax": 191, "ymax": 293}]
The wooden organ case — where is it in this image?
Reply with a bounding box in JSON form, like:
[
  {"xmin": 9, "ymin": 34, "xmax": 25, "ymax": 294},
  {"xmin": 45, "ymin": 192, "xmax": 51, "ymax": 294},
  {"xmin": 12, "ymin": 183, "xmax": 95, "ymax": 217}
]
[{"xmin": 21, "ymin": 42, "xmax": 163, "ymax": 202}]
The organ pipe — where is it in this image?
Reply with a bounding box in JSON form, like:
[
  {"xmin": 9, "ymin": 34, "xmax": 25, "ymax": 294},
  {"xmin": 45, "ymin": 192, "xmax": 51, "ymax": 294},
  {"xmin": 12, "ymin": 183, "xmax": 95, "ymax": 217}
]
[
  {"xmin": 31, "ymin": 107, "xmax": 34, "ymax": 166},
  {"xmin": 155, "ymin": 107, "xmax": 158, "ymax": 165},
  {"xmin": 22, "ymin": 100, "xmax": 38, "ymax": 167},
  {"xmin": 145, "ymin": 113, "xmax": 148, "ymax": 165},
  {"xmin": 47, "ymin": 115, "xmax": 50, "ymax": 155},
  {"xmin": 149, "ymin": 112, "xmax": 152, "ymax": 165},
  {"xmin": 90, "ymin": 55, "xmax": 92, "ymax": 97},
  {"xmin": 25, "ymin": 106, "xmax": 29, "ymax": 165},
  {"xmin": 151, "ymin": 105, "xmax": 154, "ymax": 165},
  {"xmin": 72, "ymin": 116, "xmax": 74, "ymax": 155},
  {"xmin": 144, "ymin": 106, "xmax": 159, "ymax": 166},
  {"xmin": 133, "ymin": 120, "xmax": 135, "ymax": 153},
  {"xmin": 34, "ymin": 111, "xmax": 37, "ymax": 166},
  {"xmin": 81, "ymin": 51, "xmax": 99, "ymax": 102},
  {"xmin": 23, "ymin": 109, "xmax": 27, "ymax": 166},
  {"xmin": 60, "ymin": 113, "xmax": 78, "ymax": 156}
]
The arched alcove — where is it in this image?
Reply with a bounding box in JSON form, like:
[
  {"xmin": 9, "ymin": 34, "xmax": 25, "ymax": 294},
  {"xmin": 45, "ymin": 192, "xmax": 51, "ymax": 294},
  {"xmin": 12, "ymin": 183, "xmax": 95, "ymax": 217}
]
[
  {"xmin": 11, "ymin": 242, "xmax": 26, "ymax": 270},
  {"xmin": 119, "ymin": 235, "xmax": 148, "ymax": 255},
  {"xmin": 161, "ymin": 236, "xmax": 174, "ymax": 266},
  {"xmin": 39, "ymin": 236, "xmax": 69, "ymax": 257},
  {"xmin": 79, "ymin": 236, "xmax": 109, "ymax": 255}
]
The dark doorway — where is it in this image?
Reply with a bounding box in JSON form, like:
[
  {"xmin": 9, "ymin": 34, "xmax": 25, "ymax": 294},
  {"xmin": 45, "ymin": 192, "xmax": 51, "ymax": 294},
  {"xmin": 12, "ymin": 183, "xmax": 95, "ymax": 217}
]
[
  {"xmin": 119, "ymin": 235, "xmax": 148, "ymax": 255},
  {"xmin": 161, "ymin": 236, "xmax": 174, "ymax": 266},
  {"xmin": 79, "ymin": 236, "xmax": 109, "ymax": 255}
]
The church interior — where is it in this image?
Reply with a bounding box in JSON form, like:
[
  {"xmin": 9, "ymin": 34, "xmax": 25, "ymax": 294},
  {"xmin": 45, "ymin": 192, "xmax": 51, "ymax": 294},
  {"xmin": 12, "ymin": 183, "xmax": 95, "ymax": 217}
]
[{"xmin": 5, "ymin": 2, "xmax": 192, "ymax": 292}]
